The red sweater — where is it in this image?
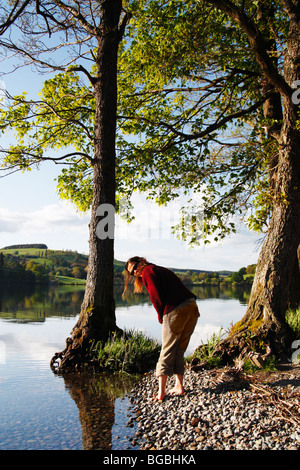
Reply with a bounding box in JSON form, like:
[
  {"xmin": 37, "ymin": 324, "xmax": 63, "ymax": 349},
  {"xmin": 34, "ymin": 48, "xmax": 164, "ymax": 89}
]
[{"xmin": 142, "ymin": 264, "xmax": 196, "ymax": 323}]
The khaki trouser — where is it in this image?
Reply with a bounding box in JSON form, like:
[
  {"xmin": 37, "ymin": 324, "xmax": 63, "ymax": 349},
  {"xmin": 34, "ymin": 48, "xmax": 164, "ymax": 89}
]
[{"xmin": 156, "ymin": 298, "xmax": 200, "ymax": 377}]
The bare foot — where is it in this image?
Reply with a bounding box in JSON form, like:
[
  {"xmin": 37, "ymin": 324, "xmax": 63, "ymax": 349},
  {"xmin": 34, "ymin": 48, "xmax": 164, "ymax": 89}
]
[
  {"xmin": 153, "ymin": 393, "xmax": 165, "ymax": 403},
  {"xmin": 168, "ymin": 387, "xmax": 185, "ymax": 396}
]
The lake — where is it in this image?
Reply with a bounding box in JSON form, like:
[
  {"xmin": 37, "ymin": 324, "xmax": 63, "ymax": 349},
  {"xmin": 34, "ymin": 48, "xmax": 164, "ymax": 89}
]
[{"xmin": 0, "ymin": 282, "xmax": 251, "ymax": 450}]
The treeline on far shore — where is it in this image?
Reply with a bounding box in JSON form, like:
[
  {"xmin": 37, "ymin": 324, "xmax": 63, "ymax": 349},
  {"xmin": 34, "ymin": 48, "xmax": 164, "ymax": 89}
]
[
  {"xmin": 0, "ymin": 247, "xmax": 88, "ymax": 285},
  {"xmin": 0, "ymin": 245, "xmax": 256, "ymax": 287},
  {"xmin": 174, "ymin": 265, "xmax": 256, "ymax": 287},
  {"xmin": 0, "ymin": 246, "xmax": 124, "ymax": 285}
]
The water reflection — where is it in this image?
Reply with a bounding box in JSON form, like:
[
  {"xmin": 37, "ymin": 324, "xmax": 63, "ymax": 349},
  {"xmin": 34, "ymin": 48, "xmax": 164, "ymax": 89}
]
[
  {"xmin": 118, "ymin": 282, "xmax": 251, "ymax": 306},
  {"xmin": 0, "ymin": 284, "xmax": 85, "ymax": 322},
  {"xmin": 0, "ymin": 282, "xmax": 251, "ymax": 358},
  {"xmin": 0, "ymin": 282, "xmax": 251, "ymax": 356},
  {"xmin": 117, "ymin": 283, "xmax": 251, "ymax": 356},
  {"xmin": 63, "ymin": 372, "xmax": 140, "ymax": 450},
  {"xmin": 0, "ymin": 282, "xmax": 251, "ymax": 450},
  {"xmin": 0, "ymin": 282, "xmax": 250, "ymax": 321}
]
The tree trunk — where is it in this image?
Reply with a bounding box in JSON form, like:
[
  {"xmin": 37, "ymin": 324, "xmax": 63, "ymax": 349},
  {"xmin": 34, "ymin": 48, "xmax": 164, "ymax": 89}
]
[
  {"xmin": 210, "ymin": 17, "xmax": 300, "ymax": 367},
  {"xmin": 51, "ymin": 1, "xmax": 124, "ymax": 373}
]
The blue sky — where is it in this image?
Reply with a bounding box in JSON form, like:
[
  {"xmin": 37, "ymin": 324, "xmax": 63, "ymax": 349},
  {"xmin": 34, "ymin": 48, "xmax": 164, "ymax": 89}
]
[{"xmin": 0, "ymin": 61, "xmax": 262, "ymax": 272}]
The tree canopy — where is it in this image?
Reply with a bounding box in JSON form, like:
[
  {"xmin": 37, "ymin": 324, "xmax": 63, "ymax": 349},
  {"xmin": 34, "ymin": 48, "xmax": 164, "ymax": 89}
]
[
  {"xmin": 1, "ymin": 0, "xmax": 292, "ymax": 245},
  {"xmin": 116, "ymin": 0, "xmax": 291, "ymax": 242}
]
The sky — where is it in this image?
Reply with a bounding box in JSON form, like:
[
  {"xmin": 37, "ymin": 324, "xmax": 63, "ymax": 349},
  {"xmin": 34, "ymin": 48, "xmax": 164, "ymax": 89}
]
[
  {"xmin": 0, "ymin": 44, "xmax": 262, "ymax": 273},
  {"xmin": 0, "ymin": 158, "xmax": 261, "ymax": 271}
]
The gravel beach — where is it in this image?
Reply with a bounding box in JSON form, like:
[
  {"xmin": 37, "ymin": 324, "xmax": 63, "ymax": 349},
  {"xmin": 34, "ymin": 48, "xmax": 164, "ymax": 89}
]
[{"xmin": 127, "ymin": 366, "xmax": 300, "ymax": 450}]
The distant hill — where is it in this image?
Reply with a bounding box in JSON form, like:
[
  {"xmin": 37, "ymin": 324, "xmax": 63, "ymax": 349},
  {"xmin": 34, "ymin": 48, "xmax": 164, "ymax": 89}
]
[
  {"xmin": 0, "ymin": 244, "xmax": 254, "ymax": 286},
  {"xmin": 1, "ymin": 243, "xmax": 48, "ymax": 250},
  {"xmin": 0, "ymin": 245, "xmax": 125, "ymax": 285},
  {"xmin": 0, "ymin": 244, "xmax": 230, "ymax": 276}
]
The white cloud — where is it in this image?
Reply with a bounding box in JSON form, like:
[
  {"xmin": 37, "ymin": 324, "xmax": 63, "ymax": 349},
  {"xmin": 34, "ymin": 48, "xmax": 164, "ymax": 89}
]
[
  {"xmin": 0, "ymin": 202, "xmax": 89, "ymax": 234},
  {"xmin": 116, "ymin": 191, "xmax": 204, "ymax": 243},
  {"xmin": 0, "ymin": 207, "xmax": 26, "ymax": 233},
  {"xmin": 114, "ymin": 230, "xmax": 260, "ymax": 272},
  {"xmin": 0, "ymin": 201, "xmax": 90, "ymax": 251},
  {"xmin": 114, "ymin": 193, "xmax": 261, "ymax": 271},
  {"xmin": 0, "ymin": 192, "xmax": 261, "ymax": 271}
]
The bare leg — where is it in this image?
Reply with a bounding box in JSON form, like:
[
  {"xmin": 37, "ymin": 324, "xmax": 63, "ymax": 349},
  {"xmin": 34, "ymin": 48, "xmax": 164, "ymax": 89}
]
[
  {"xmin": 155, "ymin": 375, "xmax": 168, "ymax": 401},
  {"xmin": 168, "ymin": 374, "xmax": 185, "ymax": 395}
]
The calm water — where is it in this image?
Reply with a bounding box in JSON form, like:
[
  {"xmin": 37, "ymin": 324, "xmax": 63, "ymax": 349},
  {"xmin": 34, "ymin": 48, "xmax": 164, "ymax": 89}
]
[{"xmin": 0, "ymin": 283, "xmax": 250, "ymax": 450}]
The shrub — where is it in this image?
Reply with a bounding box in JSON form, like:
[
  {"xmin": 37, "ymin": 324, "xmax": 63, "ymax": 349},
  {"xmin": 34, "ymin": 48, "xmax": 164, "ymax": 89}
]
[
  {"xmin": 286, "ymin": 307, "xmax": 300, "ymax": 338},
  {"xmin": 187, "ymin": 328, "xmax": 224, "ymax": 368},
  {"xmin": 91, "ymin": 329, "xmax": 161, "ymax": 373}
]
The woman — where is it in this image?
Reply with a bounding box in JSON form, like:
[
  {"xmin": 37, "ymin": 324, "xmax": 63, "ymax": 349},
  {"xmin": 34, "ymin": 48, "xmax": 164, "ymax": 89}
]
[{"xmin": 123, "ymin": 256, "xmax": 200, "ymax": 402}]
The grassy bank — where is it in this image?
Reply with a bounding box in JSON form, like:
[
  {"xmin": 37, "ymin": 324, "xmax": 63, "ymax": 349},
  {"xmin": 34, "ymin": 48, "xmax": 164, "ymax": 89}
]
[
  {"xmin": 188, "ymin": 307, "xmax": 300, "ymax": 372},
  {"xmin": 90, "ymin": 329, "xmax": 161, "ymax": 373}
]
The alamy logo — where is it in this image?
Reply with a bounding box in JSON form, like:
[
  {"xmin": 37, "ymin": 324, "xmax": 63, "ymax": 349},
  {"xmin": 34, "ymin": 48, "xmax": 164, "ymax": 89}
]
[
  {"xmin": 291, "ymin": 340, "xmax": 300, "ymax": 364},
  {"xmin": 291, "ymin": 80, "xmax": 300, "ymax": 105},
  {"xmin": 95, "ymin": 194, "xmax": 204, "ymax": 244},
  {"xmin": 95, "ymin": 204, "xmax": 115, "ymax": 240}
]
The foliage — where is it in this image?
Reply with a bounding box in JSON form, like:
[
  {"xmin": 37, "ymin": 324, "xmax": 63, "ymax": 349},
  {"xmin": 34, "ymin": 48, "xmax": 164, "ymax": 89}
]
[
  {"xmin": 231, "ymin": 267, "xmax": 247, "ymax": 284},
  {"xmin": 90, "ymin": 329, "xmax": 161, "ymax": 373},
  {"xmin": 188, "ymin": 328, "xmax": 225, "ymax": 367},
  {"xmin": 0, "ymin": 71, "xmax": 95, "ymax": 210},
  {"xmin": 0, "ymin": 246, "xmax": 89, "ymax": 284},
  {"xmin": 0, "ymin": 263, "xmax": 36, "ymax": 284},
  {"xmin": 176, "ymin": 264, "xmax": 255, "ymax": 286},
  {"xmin": 189, "ymin": 327, "xmax": 279, "ymax": 372},
  {"xmin": 1, "ymin": 244, "xmax": 48, "ymax": 250},
  {"xmin": 116, "ymin": 0, "xmax": 287, "ymax": 243},
  {"xmin": 286, "ymin": 307, "xmax": 300, "ymax": 338},
  {"xmin": 242, "ymin": 355, "xmax": 278, "ymax": 372},
  {"xmin": 0, "ymin": 0, "xmax": 292, "ymax": 246},
  {"xmin": 0, "ymin": 247, "xmax": 87, "ymax": 281},
  {"xmin": 0, "ymin": 244, "xmax": 255, "ymax": 286}
]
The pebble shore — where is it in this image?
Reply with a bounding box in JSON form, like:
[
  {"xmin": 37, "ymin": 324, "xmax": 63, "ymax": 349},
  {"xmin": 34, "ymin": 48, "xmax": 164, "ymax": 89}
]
[{"xmin": 127, "ymin": 367, "xmax": 300, "ymax": 450}]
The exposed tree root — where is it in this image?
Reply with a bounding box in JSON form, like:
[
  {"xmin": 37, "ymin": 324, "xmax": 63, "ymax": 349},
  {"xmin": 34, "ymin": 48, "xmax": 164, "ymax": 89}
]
[
  {"xmin": 50, "ymin": 325, "xmax": 123, "ymax": 374},
  {"xmin": 50, "ymin": 336, "xmax": 92, "ymax": 374},
  {"xmin": 190, "ymin": 323, "xmax": 294, "ymax": 373}
]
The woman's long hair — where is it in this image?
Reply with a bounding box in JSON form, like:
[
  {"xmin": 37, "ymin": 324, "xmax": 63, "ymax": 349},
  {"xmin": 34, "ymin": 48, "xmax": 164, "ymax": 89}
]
[{"xmin": 122, "ymin": 256, "xmax": 150, "ymax": 297}]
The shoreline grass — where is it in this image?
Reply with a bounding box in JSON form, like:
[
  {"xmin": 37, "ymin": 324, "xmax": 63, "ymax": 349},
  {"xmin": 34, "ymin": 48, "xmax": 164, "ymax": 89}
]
[
  {"xmin": 286, "ymin": 306, "xmax": 300, "ymax": 338},
  {"xmin": 90, "ymin": 329, "xmax": 161, "ymax": 373}
]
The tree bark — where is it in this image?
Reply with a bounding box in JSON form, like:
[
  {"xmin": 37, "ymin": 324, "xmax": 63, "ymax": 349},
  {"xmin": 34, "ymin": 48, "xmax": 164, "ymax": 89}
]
[
  {"xmin": 212, "ymin": 16, "xmax": 300, "ymax": 366},
  {"xmin": 51, "ymin": 0, "xmax": 124, "ymax": 373}
]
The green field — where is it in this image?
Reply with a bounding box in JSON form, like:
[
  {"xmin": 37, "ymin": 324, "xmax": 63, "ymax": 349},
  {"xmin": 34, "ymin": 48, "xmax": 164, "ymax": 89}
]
[
  {"xmin": 0, "ymin": 248, "xmax": 49, "ymax": 256},
  {"xmin": 0, "ymin": 244, "xmax": 254, "ymax": 286},
  {"xmin": 55, "ymin": 275, "xmax": 86, "ymax": 285},
  {"xmin": 0, "ymin": 245, "xmax": 127, "ymax": 285}
]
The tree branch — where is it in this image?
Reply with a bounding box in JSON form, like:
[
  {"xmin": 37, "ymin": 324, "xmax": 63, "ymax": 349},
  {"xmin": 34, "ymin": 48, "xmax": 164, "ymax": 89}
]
[
  {"xmin": 54, "ymin": 0, "xmax": 97, "ymax": 36},
  {"xmin": 125, "ymin": 70, "xmax": 258, "ymax": 99},
  {"xmin": 203, "ymin": 0, "xmax": 292, "ymax": 99},
  {"xmin": 38, "ymin": 102, "xmax": 94, "ymax": 142},
  {"xmin": 279, "ymin": 0, "xmax": 300, "ymax": 24},
  {"xmin": 35, "ymin": 0, "xmax": 67, "ymax": 32},
  {"xmin": 0, "ymin": 38, "xmax": 66, "ymax": 72},
  {"xmin": 0, "ymin": 148, "xmax": 93, "ymax": 166},
  {"xmin": 118, "ymin": 93, "xmax": 270, "ymax": 142},
  {"xmin": 36, "ymin": 151, "xmax": 93, "ymax": 164},
  {"xmin": 66, "ymin": 64, "xmax": 97, "ymax": 86},
  {"xmin": 118, "ymin": 8, "xmax": 132, "ymax": 41},
  {"xmin": 126, "ymin": 78, "xmax": 229, "ymax": 98},
  {"xmin": 0, "ymin": 0, "xmax": 31, "ymax": 35}
]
